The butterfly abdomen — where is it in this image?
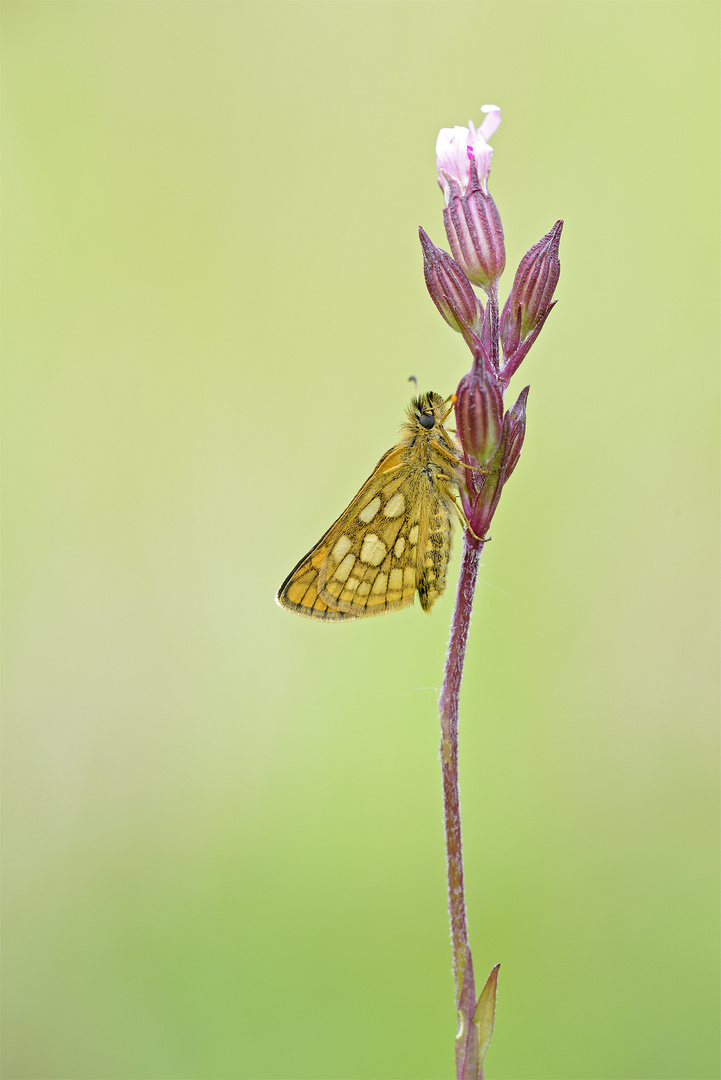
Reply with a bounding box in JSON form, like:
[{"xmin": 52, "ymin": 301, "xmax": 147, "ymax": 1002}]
[{"xmin": 416, "ymin": 496, "xmax": 453, "ymax": 612}]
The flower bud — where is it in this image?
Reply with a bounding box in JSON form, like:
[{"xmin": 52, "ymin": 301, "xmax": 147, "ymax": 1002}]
[
  {"xmin": 435, "ymin": 106, "xmax": 505, "ymax": 290},
  {"xmin": 466, "ymin": 460, "xmax": 503, "ymax": 540},
  {"xmin": 419, "ymin": 228, "xmax": 482, "ymax": 335},
  {"xmin": 501, "ymin": 220, "xmax": 562, "ymax": 358},
  {"xmin": 499, "ymin": 385, "xmax": 528, "ymax": 481},
  {"xmin": 454, "ymin": 365, "xmax": 503, "ymax": 465},
  {"xmin": 442, "ymin": 165, "xmax": 506, "ymax": 291},
  {"xmin": 462, "ymin": 385, "xmax": 528, "ymax": 539},
  {"xmin": 442, "ymin": 185, "xmax": 505, "ymax": 293}
]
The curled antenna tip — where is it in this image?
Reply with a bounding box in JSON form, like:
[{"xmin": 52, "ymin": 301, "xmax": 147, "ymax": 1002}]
[{"xmin": 408, "ymin": 375, "xmax": 418, "ymax": 389}]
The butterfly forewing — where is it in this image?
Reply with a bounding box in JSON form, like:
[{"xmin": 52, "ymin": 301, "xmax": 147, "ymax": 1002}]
[{"xmin": 276, "ymin": 392, "xmax": 462, "ymax": 621}]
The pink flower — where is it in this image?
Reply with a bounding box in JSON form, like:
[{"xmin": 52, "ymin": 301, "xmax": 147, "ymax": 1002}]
[{"xmin": 436, "ymin": 105, "xmax": 501, "ymax": 201}]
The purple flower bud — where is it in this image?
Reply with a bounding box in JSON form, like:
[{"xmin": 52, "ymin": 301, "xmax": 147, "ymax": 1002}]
[
  {"xmin": 434, "ymin": 107, "xmax": 505, "ymax": 290},
  {"xmin": 442, "ymin": 162, "xmax": 506, "ymax": 291},
  {"xmin": 461, "ymin": 385, "xmax": 529, "ymax": 539},
  {"xmin": 501, "ymin": 220, "xmax": 562, "ymax": 358},
  {"xmin": 454, "ymin": 365, "xmax": 503, "ymax": 465},
  {"xmin": 419, "ymin": 228, "xmax": 483, "ymax": 335},
  {"xmin": 500, "ymin": 385, "xmax": 528, "ymax": 481},
  {"xmin": 466, "ymin": 464, "xmax": 503, "ymax": 540}
]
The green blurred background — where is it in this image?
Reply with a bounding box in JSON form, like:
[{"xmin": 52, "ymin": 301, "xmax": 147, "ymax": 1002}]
[{"xmin": 3, "ymin": 3, "xmax": 718, "ymax": 1078}]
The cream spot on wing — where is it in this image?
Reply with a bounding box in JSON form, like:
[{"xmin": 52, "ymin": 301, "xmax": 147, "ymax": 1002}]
[
  {"xmin": 346, "ymin": 576, "xmax": 359, "ymax": 592},
  {"xmin": 408, "ymin": 524, "xmax": 419, "ymax": 546},
  {"xmin": 371, "ymin": 572, "xmax": 388, "ymax": 595},
  {"xmin": 383, "ymin": 492, "xmax": 406, "ymax": 518},
  {"xmin": 358, "ymin": 496, "xmax": 381, "ymax": 523},
  {"xmin": 388, "ymin": 568, "xmax": 403, "ymax": 591},
  {"xmin": 333, "ymin": 553, "xmax": 356, "ymax": 583},
  {"xmin": 331, "ymin": 535, "xmax": 352, "ymax": 562},
  {"xmin": 394, "ymin": 536, "xmax": 405, "ymax": 559},
  {"xmin": 403, "ymin": 567, "xmax": 415, "ymax": 587},
  {"xmin": 360, "ymin": 534, "xmax": 387, "ymax": 567},
  {"xmin": 356, "ymin": 581, "xmax": 371, "ymax": 597}
]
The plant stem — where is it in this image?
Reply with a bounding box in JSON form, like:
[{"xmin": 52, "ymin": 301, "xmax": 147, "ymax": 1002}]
[
  {"xmin": 438, "ymin": 527, "xmax": 484, "ymax": 1005},
  {"xmin": 486, "ymin": 285, "xmax": 500, "ymax": 370}
]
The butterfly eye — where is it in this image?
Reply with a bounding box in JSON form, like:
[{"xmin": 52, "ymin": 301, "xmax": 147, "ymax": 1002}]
[{"xmin": 419, "ymin": 413, "xmax": 435, "ymax": 429}]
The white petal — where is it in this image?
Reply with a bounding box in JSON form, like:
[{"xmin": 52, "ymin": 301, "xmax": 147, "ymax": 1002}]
[
  {"xmin": 435, "ymin": 125, "xmax": 473, "ymax": 187},
  {"xmin": 478, "ymin": 104, "xmax": 502, "ymax": 141}
]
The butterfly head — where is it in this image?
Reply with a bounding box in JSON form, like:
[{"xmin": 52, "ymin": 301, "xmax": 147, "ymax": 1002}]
[{"xmin": 409, "ymin": 391, "xmax": 453, "ymax": 431}]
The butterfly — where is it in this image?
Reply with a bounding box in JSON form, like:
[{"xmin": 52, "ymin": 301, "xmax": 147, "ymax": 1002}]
[{"xmin": 276, "ymin": 391, "xmax": 464, "ymax": 620}]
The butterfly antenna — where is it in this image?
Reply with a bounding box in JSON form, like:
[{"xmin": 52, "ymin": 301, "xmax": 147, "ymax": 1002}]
[{"xmin": 440, "ymin": 394, "xmax": 456, "ymax": 423}]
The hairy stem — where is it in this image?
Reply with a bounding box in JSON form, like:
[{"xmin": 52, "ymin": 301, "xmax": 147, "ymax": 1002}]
[
  {"xmin": 486, "ymin": 285, "xmax": 500, "ymax": 371},
  {"xmin": 438, "ymin": 528, "xmax": 484, "ymax": 1004}
]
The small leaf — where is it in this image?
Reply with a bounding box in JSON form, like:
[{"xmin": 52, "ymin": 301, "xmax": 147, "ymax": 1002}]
[{"xmin": 473, "ymin": 963, "xmax": 500, "ymax": 1074}]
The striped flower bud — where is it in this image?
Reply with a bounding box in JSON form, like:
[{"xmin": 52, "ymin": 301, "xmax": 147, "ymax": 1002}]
[
  {"xmin": 454, "ymin": 365, "xmax": 503, "ymax": 466},
  {"xmin": 501, "ymin": 220, "xmax": 562, "ymax": 360},
  {"xmin": 462, "ymin": 384, "xmax": 529, "ymax": 539},
  {"xmin": 499, "ymin": 385, "xmax": 528, "ymax": 482},
  {"xmin": 419, "ymin": 228, "xmax": 483, "ymax": 336},
  {"xmin": 436, "ymin": 106, "xmax": 506, "ymax": 290},
  {"xmin": 442, "ymin": 177, "xmax": 506, "ymax": 292}
]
